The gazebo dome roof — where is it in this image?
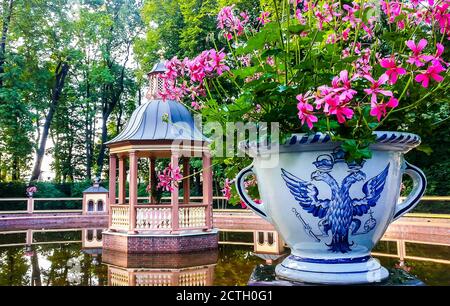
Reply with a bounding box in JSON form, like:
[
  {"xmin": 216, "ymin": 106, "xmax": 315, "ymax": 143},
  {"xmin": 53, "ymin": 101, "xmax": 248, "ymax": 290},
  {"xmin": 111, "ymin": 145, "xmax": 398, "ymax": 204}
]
[{"xmin": 106, "ymin": 99, "xmax": 209, "ymax": 145}]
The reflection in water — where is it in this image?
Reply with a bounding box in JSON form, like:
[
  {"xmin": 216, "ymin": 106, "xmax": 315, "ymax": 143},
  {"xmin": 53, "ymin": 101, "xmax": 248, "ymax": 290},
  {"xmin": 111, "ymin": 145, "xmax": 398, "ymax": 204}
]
[
  {"xmin": 0, "ymin": 227, "xmax": 448, "ymax": 285},
  {"xmin": 103, "ymin": 250, "xmax": 217, "ymax": 286}
]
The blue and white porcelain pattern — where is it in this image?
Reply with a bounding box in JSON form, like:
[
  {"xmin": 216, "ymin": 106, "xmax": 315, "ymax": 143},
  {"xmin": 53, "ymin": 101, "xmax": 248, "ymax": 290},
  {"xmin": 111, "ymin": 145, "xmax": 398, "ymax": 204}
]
[{"xmin": 236, "ymin": 132, "xmax": 426, "ymax": 284}]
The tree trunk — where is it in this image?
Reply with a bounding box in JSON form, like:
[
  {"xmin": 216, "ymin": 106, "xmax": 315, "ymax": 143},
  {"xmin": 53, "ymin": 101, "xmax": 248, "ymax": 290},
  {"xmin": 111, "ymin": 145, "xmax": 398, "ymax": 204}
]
[
  {"xmin": 11, "ymin": 156, "xmax": 18, "ymax": 180},
  {"xmin": 84, "ymin": 65, "xmax": 93, "ymax": 181},
  {"xmin": 30, "ymin": 61, "xmax": 70, "ymax": 182},
  {"xmin": 31, "ymin": 250, "xmax": 42, "ymax": 286},
  {"xmin": 96, "ymin": 43, "xmax": 131, "ymax": 177},
  {"xmin": 0, "ymin": 0, "xmax": 14, "ymax": 88}
]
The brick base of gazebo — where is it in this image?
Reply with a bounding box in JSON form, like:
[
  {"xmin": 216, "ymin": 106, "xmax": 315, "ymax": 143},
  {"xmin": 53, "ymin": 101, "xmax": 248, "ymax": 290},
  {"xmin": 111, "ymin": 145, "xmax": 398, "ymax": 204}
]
[{"xmin": 102, "ymin": 230, "xmax": 218, "ymax": 254}]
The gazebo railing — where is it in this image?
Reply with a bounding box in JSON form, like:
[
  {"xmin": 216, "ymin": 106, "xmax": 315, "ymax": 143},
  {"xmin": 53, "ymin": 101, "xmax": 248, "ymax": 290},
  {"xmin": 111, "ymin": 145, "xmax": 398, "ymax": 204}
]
[
  {"xmin": 178, "ymin": 204, "xmax": 208, "ymax": 229},
  {"xmin": 136, "ymin": 205, "xmax": 172, "ymax": 230},
  {"xmin": 110, "ymin": 203, "xmax": 210, "ymax": 232},
  {"xmin": 111, "ymin": 205, "xmax": 130, "ymax": 231}
]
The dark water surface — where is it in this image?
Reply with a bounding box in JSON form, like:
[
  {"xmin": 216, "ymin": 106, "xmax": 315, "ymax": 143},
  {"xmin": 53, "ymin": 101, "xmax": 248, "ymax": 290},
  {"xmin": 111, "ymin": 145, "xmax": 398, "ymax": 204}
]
[{"xmin": 0, "ymin": 228, "xmax": 448, "ymax": 286}]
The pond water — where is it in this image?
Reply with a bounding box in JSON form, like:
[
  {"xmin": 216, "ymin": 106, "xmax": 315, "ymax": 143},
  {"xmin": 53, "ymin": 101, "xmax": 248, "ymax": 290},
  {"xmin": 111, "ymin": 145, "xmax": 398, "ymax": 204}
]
[{"xmin": 0, "ymin": 228, "xmax": 448, "ymax": 286}]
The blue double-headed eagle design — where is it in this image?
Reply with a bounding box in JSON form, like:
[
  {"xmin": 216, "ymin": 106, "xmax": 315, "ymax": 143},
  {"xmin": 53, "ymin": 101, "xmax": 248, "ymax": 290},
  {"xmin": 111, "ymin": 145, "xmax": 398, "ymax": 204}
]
[{"xmin": 281, "ymin": 149, "xmax": 389, "ymax": 253}]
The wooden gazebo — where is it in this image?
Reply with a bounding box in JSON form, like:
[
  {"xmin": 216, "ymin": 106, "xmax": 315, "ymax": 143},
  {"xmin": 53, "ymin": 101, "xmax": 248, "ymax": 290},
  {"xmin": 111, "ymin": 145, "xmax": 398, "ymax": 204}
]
[{"xmin": 102, "ymin": 61, "xmax": 218, "ymax": 254}]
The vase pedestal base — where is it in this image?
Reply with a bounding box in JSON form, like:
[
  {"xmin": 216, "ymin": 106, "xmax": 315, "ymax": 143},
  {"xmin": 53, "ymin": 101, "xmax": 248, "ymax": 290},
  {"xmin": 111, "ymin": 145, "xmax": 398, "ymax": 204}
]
[{"xmin": 275, "ymin": 254, "xmax": 389, "ymax": 285}]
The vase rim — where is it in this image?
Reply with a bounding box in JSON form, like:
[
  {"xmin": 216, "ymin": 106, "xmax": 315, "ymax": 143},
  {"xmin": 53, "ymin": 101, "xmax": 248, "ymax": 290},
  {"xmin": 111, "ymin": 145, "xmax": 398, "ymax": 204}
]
[{"xmin": 240, "ymin": 131, "xmax": 421, "ymax": 156}]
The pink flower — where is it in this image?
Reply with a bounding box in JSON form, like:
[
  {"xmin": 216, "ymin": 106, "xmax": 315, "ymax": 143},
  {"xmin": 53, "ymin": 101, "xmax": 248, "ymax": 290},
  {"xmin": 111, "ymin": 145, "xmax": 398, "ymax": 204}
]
[
  {"xmin": 326, "ymin": 33, "xmax": 338, "ymax": 44},
  {"xmin": 342, "ymin": 28, "xmax": 350, "ymax": 41},
  {"xmin": 221, "ymin": 179, "xmax": 232, "ymax": 201},
  {"xmin": 325, "ymin": 96, "xmax": 354, "ymax": 123},
  {"xmin": 361, "ymin": 22, "xmax": 374, "ymax": 39},
  {"xmin": 415, "ymin": 61, "xmax": 446, "ymax": 88},
  {"xmin": 157, "ymin": 164, "xmax": 183, "ymax": 192},
  {"xmin": 191, "ymin": 101, "xmax": 202, "ymax": 110},
  {"xmin": 406, "ymin": 39, "xmax": 430, "ymax": 67},
  {"xmin": 370, "ymin": 97, "xmax": 399, "ymax": 121},
  {"xmin": 335, "ymin": 70, "xmax": 357, "ymax": 101},
  {"xmin": 27, "ymin": 186, "xmax": 37, "ymax": 193},
  {"xmin": 223, "ymin": 32, "xmax": 233, "ymax": 41},
  {"xmin": 257, "ymin": 11, "xmax": 271, "ymax": 25},
  {"xmin": 296, "ymin": 94, "xmax": 318, "ymax": 129},
  {"xmin": 364, "ymin": 74, "xmax": 393, "ymax": 104},
  {"xmin": 217, "ymin": 5, "xmax": 247, "ymax": 39},
  {"xmin": 296, "ymin": 9, "xmax": 307, "ymax": 25},
  {"xmin": 428, "ymin": 43, "xmax": 448, "ymax": 66},
  {"xmin": 381, "ymin": 1, "xmax": 403, "ymax": 24},
  {"xmin": 370, "ymin": 103, "xmax": 387, "ymax": 122},
  {"xmin": 239, "ymin": 55, "xmax": 251, "ymax": 67},
  {"xmin": 380, "ymin": 57, "xmax": 407, "ymax": 84},
  {"xmin": 207, "ymin": 49, "xmax": 229, "ymax": 75},
  {"xmin": 165, "ymin": 57, "xmax": 181, "ymax": 80},
  {"xmin": 26, "ymin": 186, "xmax": 37, "ymax": 197},
  {"xmin": 266, "ymin": 56, "xmax": 275, "ymax": 66},
  {"xmin": 343, "ymin": 3, "xmax": 361, "ymax": 27},
  {"xmin": 314, "ymin": 9, "xmax": 332, "ymax": 30}
]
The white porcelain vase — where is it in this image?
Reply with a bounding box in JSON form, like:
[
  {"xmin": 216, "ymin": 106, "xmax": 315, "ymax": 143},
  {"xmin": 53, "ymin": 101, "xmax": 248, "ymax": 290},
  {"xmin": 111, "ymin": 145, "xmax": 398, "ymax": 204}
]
[{"xmin": 236, "ymin": 132, "xmax": 426, "ymax": 284}]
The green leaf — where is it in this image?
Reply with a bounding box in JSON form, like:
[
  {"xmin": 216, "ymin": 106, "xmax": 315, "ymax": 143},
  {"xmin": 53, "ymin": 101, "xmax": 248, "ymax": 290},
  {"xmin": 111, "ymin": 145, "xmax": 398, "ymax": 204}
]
[
  {"xmin": 235, "ymin": 23, "xmax": 281, "ymax": 55},
  {"xmin": 416, "ymin": 144, "xmax": 433, "ymax": 155},
  {"xmin": 288, "ymin": 24, "xmax": 307, "ymax": 34}
]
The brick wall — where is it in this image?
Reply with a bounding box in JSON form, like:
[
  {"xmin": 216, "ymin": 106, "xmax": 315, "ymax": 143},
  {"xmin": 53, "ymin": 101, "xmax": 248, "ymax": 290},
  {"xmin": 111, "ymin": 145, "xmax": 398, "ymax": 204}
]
[{"xmin": 103, "ymin": 232, "xmax": 218, "ymax": 254}]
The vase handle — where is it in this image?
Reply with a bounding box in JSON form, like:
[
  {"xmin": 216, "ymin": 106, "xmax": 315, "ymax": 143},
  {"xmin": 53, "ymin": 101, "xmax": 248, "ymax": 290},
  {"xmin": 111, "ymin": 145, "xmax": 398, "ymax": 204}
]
[
  {"xmin": 235, "ymin": 164, "xmax": 272, "ymax": 223},
  {"xmin": 393, "ymin": 161, "xmax": 427, "ymax": 221}
]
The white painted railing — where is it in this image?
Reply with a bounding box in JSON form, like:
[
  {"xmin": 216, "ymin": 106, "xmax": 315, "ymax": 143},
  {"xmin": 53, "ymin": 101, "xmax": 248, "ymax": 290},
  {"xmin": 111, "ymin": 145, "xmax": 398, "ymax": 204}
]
[
  {"xmin": 179, "ymin": 205, "xmax": 207, "ymax": 229},
  {"xmin": 136, "ymin": 206, "xmax": 172, "ymax": 230},
  {"xmin": 111, "ymin": 205, "xmax": 129, "ymax": 230}
]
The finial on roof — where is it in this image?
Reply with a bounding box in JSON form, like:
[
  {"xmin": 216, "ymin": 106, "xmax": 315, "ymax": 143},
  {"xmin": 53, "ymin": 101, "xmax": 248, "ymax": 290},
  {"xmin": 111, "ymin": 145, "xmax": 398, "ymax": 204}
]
[
  {"xmin": 156, "ymin": 48, "xmax": 166, "ymax": 60},
  {"xmin": 93, "ymin": 177, "xmax": 100, "ymax": 188}
]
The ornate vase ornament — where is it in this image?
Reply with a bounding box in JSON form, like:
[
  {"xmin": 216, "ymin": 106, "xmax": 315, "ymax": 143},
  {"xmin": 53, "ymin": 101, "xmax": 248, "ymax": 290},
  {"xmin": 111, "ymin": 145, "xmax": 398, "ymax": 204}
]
[
  {"xmin": 26, "ymin": 186, "xmax": 37, "ymax": 198},
  {"xmin": 236, "ymin": 132, "xmax": 426, "ymax": 284}
]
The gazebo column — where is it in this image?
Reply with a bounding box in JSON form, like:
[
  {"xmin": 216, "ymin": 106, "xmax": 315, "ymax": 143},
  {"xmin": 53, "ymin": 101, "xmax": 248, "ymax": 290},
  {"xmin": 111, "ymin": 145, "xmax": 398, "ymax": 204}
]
[
  {"xmin": 202, "ymin": 152, "xmax": 213, "ymax": 230},
  {"xmin": 149, "ymin": 157, "xmax": 157, "ymax": 203},
  {"xmin": 118, "ymin": 155, "xmax": 127, "ymax": 205},
  {"xmin": 171, "ymin": 153, "xmax": 179, "ymax": 233},
  {"xmin": 128, "ymin": 151, "xmax": 138, "ymax": 233},
  {"xmin": 108, "ymin": 154, "xmax": 117, "ymax": 227},
  {"xmin": 183, "ymin": 157, "xmax": 190, "ymax": 204}
]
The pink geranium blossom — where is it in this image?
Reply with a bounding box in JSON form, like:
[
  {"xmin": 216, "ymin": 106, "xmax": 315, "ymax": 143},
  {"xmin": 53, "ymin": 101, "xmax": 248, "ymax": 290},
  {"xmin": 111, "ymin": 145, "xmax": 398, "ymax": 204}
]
[
  {"xmin": 217, "ymin": 5, "xmax": 247, "ymax": 39},
  {"xmin": 406, "ymin": 39, "xmax": 430, "ymax": 67},
  {"xmin": 157, "ymin": 164, "xmax": 183, "ymax": 192},
  {"xmin": 191, "ymin": 101, "xmax": 202, "ymax": 110},
  {"xmin": 370, "ymin": 97, "xmax": 399, "ymax": 121},
  {"xmin": 325, "ymin": 96, "xmax": 354, "ymax": 123},
  {"xmin": 380, "ymin": 57, "xmax": 407, "ymax": 84},
  {"xmin": 221, "ymin": 179, "xmax": 232, "ymax": 201},
  {"xmin": 415, "ymin": 61, "xmax": 446, "ymax": 88},
  {"xmin": 364, "ymin": 74, "xmax": 393, "ymax": 104},
  {"xmin": 257, "ymin": 11, "xmax": 271, "ymax": 25},
  {"xmin": 335, "ymin": 70, "xmax": 358, "ymax": 101},
  {"xmin": 296, "ymin": 9, "xmax": 307, "ymax": 25},
  {"xmin": 314, "ymin": 9, "xmax": 333, "ymax": 30},
  {"xmin": 343, "ymin": 3, "xmax": 361, "ymax": 27},
  {"xmin": 207, "ymin": 49, "xmax": 230, "ymax": 75},
  {"xmin": 296, "ymin": 94, "xmax": 318, "ymax": 129}
]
